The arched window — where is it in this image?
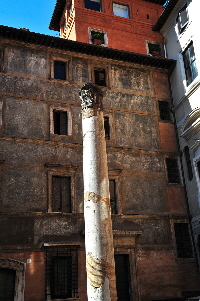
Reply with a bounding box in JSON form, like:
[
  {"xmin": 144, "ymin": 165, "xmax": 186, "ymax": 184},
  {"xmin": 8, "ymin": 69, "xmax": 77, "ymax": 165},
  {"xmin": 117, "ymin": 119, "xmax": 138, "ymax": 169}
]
[{"xmin": 184, "ymin": 146, "xmax": 193, "ymax": 181}]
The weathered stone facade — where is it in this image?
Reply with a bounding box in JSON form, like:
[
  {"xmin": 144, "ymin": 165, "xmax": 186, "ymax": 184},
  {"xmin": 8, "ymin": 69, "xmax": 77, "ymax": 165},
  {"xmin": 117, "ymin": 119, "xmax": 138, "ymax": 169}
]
[{"xmin": 0, "ymin": 26, "xmax": 199, "ymax": 301}]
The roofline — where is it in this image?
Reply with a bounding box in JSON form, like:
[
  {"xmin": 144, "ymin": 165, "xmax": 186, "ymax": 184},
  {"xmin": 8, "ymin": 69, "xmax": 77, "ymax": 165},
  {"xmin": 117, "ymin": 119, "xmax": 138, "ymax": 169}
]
[
  {"xmin": 49, "ymin": 0, "xmax": 166, "ymax": 32},
  {"xmin": 0, "ymin": 25, "xmax": 176, "ymax": 71},
  {"xmin": 153, "ymin": 0, "xmax": 179, "ymax": 31}
]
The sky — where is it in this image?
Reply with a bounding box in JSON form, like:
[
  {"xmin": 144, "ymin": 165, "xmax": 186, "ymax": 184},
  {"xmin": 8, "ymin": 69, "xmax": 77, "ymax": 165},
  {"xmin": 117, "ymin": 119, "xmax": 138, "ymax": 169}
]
[{"xmin": 0, "ymin": 0, "xmax": 58, "ymax": 36}]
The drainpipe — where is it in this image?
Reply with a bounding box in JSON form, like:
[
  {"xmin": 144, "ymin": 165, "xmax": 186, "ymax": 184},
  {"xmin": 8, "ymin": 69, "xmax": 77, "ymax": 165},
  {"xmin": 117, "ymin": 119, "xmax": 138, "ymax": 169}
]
[{"xmin": 79, "ymin": 83, "xmax": 117, "ymax": 301}]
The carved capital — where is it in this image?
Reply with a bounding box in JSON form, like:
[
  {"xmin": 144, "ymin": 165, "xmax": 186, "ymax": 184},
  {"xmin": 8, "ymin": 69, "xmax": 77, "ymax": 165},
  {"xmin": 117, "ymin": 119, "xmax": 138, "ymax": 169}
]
[{"xmin": 79, "ymin": 83, "xmax": 103, "ymax": 117}]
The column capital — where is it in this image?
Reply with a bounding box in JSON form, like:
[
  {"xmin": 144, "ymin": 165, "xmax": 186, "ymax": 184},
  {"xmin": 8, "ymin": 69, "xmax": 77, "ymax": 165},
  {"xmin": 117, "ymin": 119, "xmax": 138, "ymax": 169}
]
[{"xmin": 79, "ymin": 83, "xmax": 103, "ymax": 118}]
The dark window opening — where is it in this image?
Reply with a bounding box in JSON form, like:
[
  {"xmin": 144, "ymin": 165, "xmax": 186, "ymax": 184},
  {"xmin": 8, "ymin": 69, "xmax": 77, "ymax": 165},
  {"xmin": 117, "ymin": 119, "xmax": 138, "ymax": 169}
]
[
  {"xmin": 91, "ymin": 31, "xmax": 105, "ymax": 45},
  {"xmin": 53, "ymin": 110, "xmax": 68, "ymax": 135},
  {"xmin": 113, "ymin": 3, "xmax": 129, "ymax": 18},
  {"xmin": 115, "ymin": 254, "xmax": 131, "ymax": 301},
  {"xmin": 184, "ymin": 146, "xmax": 193, "ymax": 181},
  {"xmin": 197, "ymin": 161, "xmax": 200, "ymax": 179},
  {"xmin": 176, "ymin": 4, "xmax": 188, "ymax": 33},
  {"xmin": 94, "ymin": 68, "xmax": 106, "ymax": 86},
  {"xmin": 0, "ymin": 268, "xmax": 16, "ymax": 301},
  {"xmin": 109, "ymin": 179, "xmax": 117, "ymax": 214},
  {"xmin": 85, "ymin": 0, "xmax": 101, "ymax": 12},
  {"xmin": 166, "ymin": 158, "xmax": 180, "ymax": 184},
  {"xmin": 146, "ymin": 14, "xmax": 149, "ymax": 19},
  {"xmin": 158, "ymin": 101, "xmax": 171, "ymax": 121},
  {"xmin": 52, "ymin": 176, "xmax": 71, "ymax": 212},
  {"xmin": 148, "ymin": 43, "xmax": 162, "ymax": 57},
  {"xmin": 104, "ymin": 116, "xmax": 110, "ymax": 140},
  {"xmin": 45, "ymin": 246, "xmax": 78, "ymax": 300},
  {"xmin": 54, "ymin": 61, "xmax": 66, "ymax": 80},
  {"xmin": 183, "ymin": 42, "xmax": 198, "ymax": 86},
  {"xmin": 174, "ymin": 223, "xmax": 193, "ymax": 258}
]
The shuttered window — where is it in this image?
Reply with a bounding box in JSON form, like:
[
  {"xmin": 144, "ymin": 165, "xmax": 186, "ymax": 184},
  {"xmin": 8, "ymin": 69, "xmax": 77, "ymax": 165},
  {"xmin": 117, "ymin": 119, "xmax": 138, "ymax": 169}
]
[
  {"xmin": 115, "ymin": 254, "xmax": 131, "ymax": 301},
  {"xmin": 0, "ymin": 268, "xmax": 16, "ymax": 301},
  {"xmin": 52, "ymin": 176, "xmax": 71, "ymax": 212},
  {"xmin": 54, "ymin": 61, "xmax": 66, "ymax": 80},
  {"xmin": 53, "ymin": 110, "xmax": 68, "ymax": 135}
]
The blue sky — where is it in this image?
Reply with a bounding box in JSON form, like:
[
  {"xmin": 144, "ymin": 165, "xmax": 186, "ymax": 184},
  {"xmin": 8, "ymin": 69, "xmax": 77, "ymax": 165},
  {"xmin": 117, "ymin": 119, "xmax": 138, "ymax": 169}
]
[{"xmin": 0, "ymin": 0, "xmax": 58, "ymax": 36}]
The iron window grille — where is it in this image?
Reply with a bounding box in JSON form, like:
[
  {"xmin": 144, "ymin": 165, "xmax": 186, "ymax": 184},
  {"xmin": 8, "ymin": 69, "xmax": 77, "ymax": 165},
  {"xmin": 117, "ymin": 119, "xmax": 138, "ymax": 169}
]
[
  {"xmin": 176, "ymin": 4, "xmax": 189, "ymax": 33},
  {"xmin": 52, "ymin": 176, "xmax": 71, "ymax": 213},
  {"xmin": 158, "ymin": 101, "xmax": 171, "ymax": 121},
  {"xmin": 45, "ymin": 245, "xmax": 79, "ymax": 300},
  {"xmin": 184, "ymin": 146, "xmax": 193, "ymax": 181},
  {"xmin": 174, "ymin": 223, "xmax": 193, "ymax": 258},
  {"xmin": 166, "ymin": 158, "xmax": 180, "ymax": 184},
  {"xmin": 182, "ymin": 42, "xmax": 198, "ymax": 86},
  {"xmin": 54, "ymin": 61, "xmax": 66, "ymax": 80},
  {"xmin": 53, "ymin": 110, "xmax": 68, "ymax": 136}
]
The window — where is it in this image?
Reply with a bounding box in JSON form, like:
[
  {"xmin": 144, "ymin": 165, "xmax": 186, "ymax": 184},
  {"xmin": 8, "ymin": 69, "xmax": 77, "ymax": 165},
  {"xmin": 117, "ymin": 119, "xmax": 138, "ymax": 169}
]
[
  {"xmin": 113, "ymin": 3, "xmax": 129, "ymax": 18},
  {"xmin": 174, "ymin": 223, "xmax": 193, "ymax": 258},
  {"xmin": 54, "ymin": 61, "xmax": 66, "ymax": 80},
  {"xmin": 104, "ymin": 116, "xmax": 110, "ymax": 140},
  {"xmin": 53, "ymin": 110, "xmax": 68, "ymax": 136},
  {"xmin": 197, "ymin": 161, "xmax": 200, "ymax": 179},
  {"xmin": 158, "ymin": 101, "xmax": 171, "ymax": 121},
  {"xmin": 176, "ymin": 4, "xmax": 188, "ymax": 33},
  {"xmin": 166, "ymin": 158, "xmax": 180, "ymax": 184},
  {"xmin": 52, "ymin": 176, "xmax": 71, "ymax": 212},
  {"xmin": 85, "ymin": 0, "xmax": 101, "ymax": 12},
  {"xmin": 45, "ymin": 245, "xmax": 78, "ymax": 300},
  {"xmin": 94, "ymin": 68, "xmax": 106, "ymax": 86},
  {"xmin": 115, "ymin": 254, "xmax": 131, "ymax": 301},
  {"xmin": 183, "ymin": 42, "xmax": 198, "ymax": 86},
  {"xmin": 184, "ymin": 146, "xmax": 193, "ymax": 181},
  {"xmin": 148, "ymin": 42, "xmax": 162, "ymax": 57},
  {"xmin": 0, "ymin": 268, "xmax": 16, "ymax": 301},
  {"xmin": 91, "ymin": 31, "xmax": 105, "ymax": 45},
  {"xmin": 109, "ymin": 179, "xmax": 117, "ymax": 214}
]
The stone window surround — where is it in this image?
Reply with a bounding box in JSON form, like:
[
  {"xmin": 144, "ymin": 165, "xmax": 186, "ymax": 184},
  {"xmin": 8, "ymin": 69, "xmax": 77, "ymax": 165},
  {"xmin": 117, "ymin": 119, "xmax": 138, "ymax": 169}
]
[
  {"xmin": 146, "ymin": 40, "xmax": 162, "ymax": 57},
  {"xmin": 164, "ymin": 155, "xmax": 183, "ymax": 186},
  {"xmin": 50, "ymin": 56, "xmax": 69, "ymax": 80},
  {"xmin": 108, "ymin": 169, "xmax": 123, "ymax": 215},
  {"xmin": 103, "ymin": 110, "xmax": 115, "ymax": 145},
  {"xmin": 47, "ymin": 166, "xmax": 77, "ymax": 213},
  {"xmin": 50, "ymin": 105, "xmax": 73, "ymax": 141},
  {"xmin": 0, "ymin": 258, "xmax": 25, "ymax": 301},
  {"xmin": 88, "ymin": 27, "xmax": 108, "ymax": 47}
]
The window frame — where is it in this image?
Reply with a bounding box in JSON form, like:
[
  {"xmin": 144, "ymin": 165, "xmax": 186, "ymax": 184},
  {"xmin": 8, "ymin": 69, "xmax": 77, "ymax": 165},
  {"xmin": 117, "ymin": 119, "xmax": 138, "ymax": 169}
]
[
  {"xmin": 50, "ymin": 106, "xmax": 72, "ymax": 141},
  {"xmin": 182, "ymin": 41, "xmax": 198, "ymax": 86},
  {"xmin": 147, "ymin": 41, "xmax": 162, "ymax": 57},
  {"xmin": 176, "ymin": 3, "xmax": 189, "ymax": 34},
  {"xmin": 108, "ymin": 170, "xmax": 122, "ymax": 214},
  {"xmin": 113, "ymin": 2, "xmax": 130, "ymax": 18},
  {"xmin": 165, "ymin": 157, "xmax": 182, "ymax": 185},
  {"xmin": 84, "ymin": 0, "xmax": 101, "ymax": 12},
  {"xmin": 173, "ymin": 222, "xmax": 194, "ymax": 259},
  {"xmin": 45, "ymin": 245, "xmax": 79, "ymax": 300},
  {"xmin": 47, "ymin": 168, "xmax": 76, "ymax": 214},
  {"xmin": 184, "ymin": 146, "xmax": 193, "ymax": 181},
  {"xmin": 51, "ymin": 58, "xmax": 69, "ymax": 81},
  {"xmin": 103, "ymin": 110, "xmax": 115, "ymax": 145},
  {"xmin": 158, "ymin": 100, "xmax": 171, "ymax": 122},
  {"xmin": 88, "ymin": 28, "xmax": 108, "ymax": 47}
]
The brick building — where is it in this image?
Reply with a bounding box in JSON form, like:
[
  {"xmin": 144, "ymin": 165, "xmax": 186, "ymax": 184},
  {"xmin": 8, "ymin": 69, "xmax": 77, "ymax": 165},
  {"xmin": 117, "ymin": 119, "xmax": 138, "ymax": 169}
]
[{"xmin": 0, "ymin": 0, "xmax": 200, "ymax": 300}]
